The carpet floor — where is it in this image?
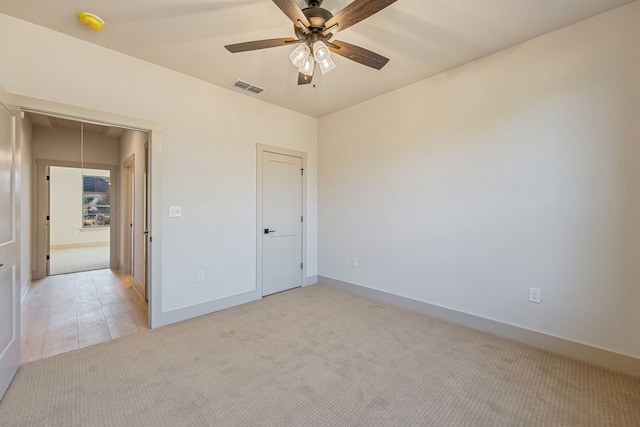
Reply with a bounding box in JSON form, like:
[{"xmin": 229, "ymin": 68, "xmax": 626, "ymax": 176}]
[
  {"xmin": 49, "ymin": 244, "xmax": 110, "ymax": 276},
  {"xmin": 1, "ymin": 285, "xmax": 639, "ymax": 426}
]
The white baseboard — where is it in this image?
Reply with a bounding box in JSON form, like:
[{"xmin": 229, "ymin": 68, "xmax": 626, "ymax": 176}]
[
  {"xmin": 152, "ymin": 290, "xmax": 262, "ymax": 329},
  {"xmin": 50, "ymin": 242, "xmax": 110, "ymax": 249},
  {"xmin": 319, "ymin": 276, "xmax": 640, "ymax": 378},
  {"xmin": 130, "ymin": 277, "xmax": 145, "ymax": 300},
  {"xmin": 152, "ymin": 278, "xmax": 319, "ymax": 329},
  {"xmin": 20, "ymin": 273, "xmax": 32, "ymax": 303},
  {"xmin": 303, "ymin": 275, "xmax": 318, "ymax": 287}
]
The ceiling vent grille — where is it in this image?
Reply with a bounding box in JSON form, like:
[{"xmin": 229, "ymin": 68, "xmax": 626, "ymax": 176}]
[{"xmin": 231, "ymin": 80, "xmax": 264, "ymax": 94}]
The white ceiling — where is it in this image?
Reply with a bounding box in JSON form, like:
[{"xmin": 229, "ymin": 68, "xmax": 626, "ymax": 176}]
[{"xmin": 0, "ymin": 0, "xmax": 635, "ymax": 117}]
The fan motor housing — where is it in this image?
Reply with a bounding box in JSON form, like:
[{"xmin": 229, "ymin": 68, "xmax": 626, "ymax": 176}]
[{"xmin": 295, "ymin": 6, "xmax": 333, "ymax": 38}]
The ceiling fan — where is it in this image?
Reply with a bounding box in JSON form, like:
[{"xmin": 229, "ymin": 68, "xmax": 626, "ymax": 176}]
[{"xmin": 224, "ymin": 0, "xmax": 397, "ymax": 85}]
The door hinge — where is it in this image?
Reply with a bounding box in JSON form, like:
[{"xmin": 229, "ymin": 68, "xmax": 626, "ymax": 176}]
[
  {"xmin": 46, "ymin": 175, "xmax": 50, "ymax": 181},
  {"xmin": 301, "ymin": 168, "xmax": 304, "ymax": 176},
  {"xmin": 301, "ymin": 262, "xmax": 303, "ymax": 269},
  {"xmin": 301, "ymin": 216, "xmax": 303, "ymax": 223},
  {"xmin": 46, "ymin": 255, "xmax": 50, "ymax": 261},
  {"xmin": 46, "ymin": 215, "xmax": 50, "ymax": 221}
]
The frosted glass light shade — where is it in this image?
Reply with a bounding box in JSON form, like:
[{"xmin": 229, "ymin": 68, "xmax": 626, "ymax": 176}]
[
  {"xmin": 313, "ymin": 41, "xmax": 331, "ymax": 62},
  {"xmin": 298, "ymin": 55, "xmax": 315, "ymax": 77},
  {"xmin": 312, "ymin": 41, "xmax": 335, "ymax": 74},
  {"xmin": 318, "ymin": 56, "xmax": 336, "ymax": 74},
  {"xmin": 289, "ymin": 43, "xmax": 310, "ymax": 68}
]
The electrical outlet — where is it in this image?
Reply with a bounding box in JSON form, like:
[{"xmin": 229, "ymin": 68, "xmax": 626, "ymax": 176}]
[
  {"xmin": 196, "ymin": 270, "xmax": 204, "ymax": 283},
  {"xmin": 352, "ymin": 257, "xmax": 358, "ymax": 268},
  {"xmin": 169, "ymin": 206, "xmax": 182, "ymax": 218},
  {"xmin": 528, "ymin": 287, "xmax": 541, "ymax": 304}
]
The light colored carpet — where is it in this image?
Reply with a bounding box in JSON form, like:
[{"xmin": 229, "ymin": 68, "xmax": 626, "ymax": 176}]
[
  {"xmin": 1, "ymin": 285, "xmax": 639, "ymax": 426},
  {"xmin": 49, "ymin": 244, "xmax": 110, "ymax": 275}
]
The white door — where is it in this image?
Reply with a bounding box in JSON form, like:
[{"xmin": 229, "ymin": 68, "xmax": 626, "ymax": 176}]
[
  {"xmin": 0, "ymin": 94, "xmax": 19, "ymax": 399},
  {"xmin": 262, "ymin": 152, "xmax": 303, "ymax": 296}
]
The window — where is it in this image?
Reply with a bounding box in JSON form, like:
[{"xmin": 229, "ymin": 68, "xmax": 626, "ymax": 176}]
[{"xmin": 82, "ymin": 175, "xmax": 110, "ymax": 228}]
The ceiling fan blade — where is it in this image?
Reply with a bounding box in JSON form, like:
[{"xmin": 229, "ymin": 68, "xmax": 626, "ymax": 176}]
[
  {"xmin": 272, "ymin": 0, "xmax": 311, "ymax": 27},
  {"xmin": 225, "ymin": 37, "xmax": 297, "ymax": 53},
  {"xmin": 329, "ymin": 40, "xmax": 389, "ymax": 70},
  {"xmin": 298, "ymin": 72, "xmax": 313, "ymax": 85},
  {"xmin": 325, "ymin": 0, "xmax": 397, "ymax": 33}
]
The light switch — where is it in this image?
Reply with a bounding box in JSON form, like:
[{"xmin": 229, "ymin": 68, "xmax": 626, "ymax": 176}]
[{"xmin": 169, "ymin": 206, "xmax": 182, "ymax": 217}]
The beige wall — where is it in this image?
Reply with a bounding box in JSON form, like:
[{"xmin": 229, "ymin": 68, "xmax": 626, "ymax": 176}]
[
  {"xmin": 319, "ymin": 2, "xmax": 640, "ymax": 359},
  {"xmin": 31, "ymin": 126, "xmax": 120, "ymax": 166}
]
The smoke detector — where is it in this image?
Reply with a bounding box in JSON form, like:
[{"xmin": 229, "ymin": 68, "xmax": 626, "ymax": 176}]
[{"xmin": 78, "ymin": 12, "xmax": 105, "ymax": 31}]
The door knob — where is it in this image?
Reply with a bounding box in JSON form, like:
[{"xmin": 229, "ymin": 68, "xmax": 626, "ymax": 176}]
[{"xmin": 264, "ymin": 229, "xmax": 275, "ymax": 234}]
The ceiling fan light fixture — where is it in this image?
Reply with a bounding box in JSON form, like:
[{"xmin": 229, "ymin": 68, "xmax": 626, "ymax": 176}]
[
  {"xmin": 318, "ymin": 56, "xmax": 336, "ymax": 75},
  {"xmin": 289, "ymin": 43, "xmax": 310, "ymax": 68},
  {"xmin": 224, "ymin": 0, "xmax": 397, "ymax": 85},
  {"xmin": 298, "ymin": 55, "xmax": 316, "ymax": 77},
  {"xmin": 313, "ymin": 41, "xmax": 331, "ymax": 62}
]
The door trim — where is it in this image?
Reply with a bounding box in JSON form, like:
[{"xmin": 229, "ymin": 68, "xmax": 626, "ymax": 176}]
[
  {"xmin": 36, "ymin": 160, "xmax": 119, "ymax": 279},
  {"xmin": 123, "ymin": 154, "xmax": 135, "ymax": 276},
  {"xmin": 0, "ymin": 92, "xmax": 19, "ymax": 400},
  {"xmin": 256, "ymin": 144, "xmax": 307, "ymax": 297}
]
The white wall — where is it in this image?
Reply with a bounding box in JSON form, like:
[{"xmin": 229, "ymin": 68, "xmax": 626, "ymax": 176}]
[
  {"xmin": 0, "ymin": 12, "xmax": 318, "ymax": 325},
  {"xmin": 119, "ymin": 130, "xmax": 147, "ymax": 292},
  {"xmin": 49, "ymin": 167, "xmax": 110, "ymax": 248},
  {"xmin": 319, "ymin": 2, "xmax": 640, "ymax": 359}
]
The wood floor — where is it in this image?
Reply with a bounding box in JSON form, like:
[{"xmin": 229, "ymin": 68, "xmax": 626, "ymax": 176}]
[{"xmin": 21, "ymin": 269, "xmax": 148, "ymax": 364}]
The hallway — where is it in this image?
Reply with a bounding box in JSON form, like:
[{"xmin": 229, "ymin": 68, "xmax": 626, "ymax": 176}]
[{"xmin": 21, "ymin": 269, "xmax": 148, "ymax": 364}]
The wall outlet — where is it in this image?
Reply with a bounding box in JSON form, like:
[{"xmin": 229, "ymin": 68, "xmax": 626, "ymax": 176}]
[
  {"xmin": 169, "ymin": 206, "xmax": 182, "ymax": 217},
  {"xmin": 352, "ymin": 257, "xmax": 358, "ymax": 268},
  {"xmin": 528, "ymin": 287, "xmax": 541, "ymax": 304},
  {"xmin": 196, "ymin": 270, "xmax": 204, "ymax": 283}
]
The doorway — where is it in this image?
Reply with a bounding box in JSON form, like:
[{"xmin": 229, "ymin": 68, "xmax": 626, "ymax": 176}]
[
  {"xmin": 48, "ymin": 166, "xmax": 111, "ymax": 275},
  {"xmin": 36, "ymin": 160, "xmax": 119, "ymax": 279},
  {"xmin": 22, "ymin": 110, "xmax": 152, "ymax": 361},
  {"xmin": 256, "ymin": 144, "xmax": 307, "ymax": 296}
]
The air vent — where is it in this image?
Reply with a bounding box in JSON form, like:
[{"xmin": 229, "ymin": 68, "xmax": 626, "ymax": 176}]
[
  {"xmin": 231, "ymin": 80, "xmax": 264, "ymax": 95},
  {"xmin": 246, "ymin": 86, "xmax": 264, "ymax": 94},
  {"xmin": 233, "ymin": 80, "xmax": 251, "ymax": 90}
]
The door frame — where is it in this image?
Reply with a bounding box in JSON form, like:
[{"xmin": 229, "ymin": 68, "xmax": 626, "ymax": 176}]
[
  {"xmin": 0, "ymin": 89, "xmax": 19, "ymax": 400},
  {"xmin": 256, "ymin": 143, "xmax": 307, "ymax": 296},
  {"xmin": 35, "ymin": 161, "xmax": 119, "ymax": 279},
  {"xmin": 143, "ymin": 140, "xmax": 149, "ymax": 300},
  {"xmin": 17, "ymin": 96, "xmax": 163, "ymax": 328},
  {"xmin": 123, "ymin": 154, "xmax": 135, "ymax": 276}
]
